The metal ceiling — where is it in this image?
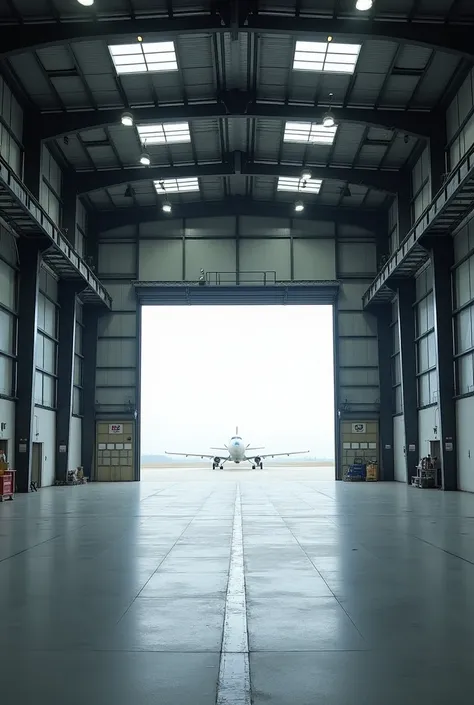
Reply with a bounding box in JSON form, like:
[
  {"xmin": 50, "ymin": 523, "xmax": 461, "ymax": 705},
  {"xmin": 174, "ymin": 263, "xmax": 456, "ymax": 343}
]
[{"xmin": 0, "ymin": 0, "xmax": 472, "ymax": 217}]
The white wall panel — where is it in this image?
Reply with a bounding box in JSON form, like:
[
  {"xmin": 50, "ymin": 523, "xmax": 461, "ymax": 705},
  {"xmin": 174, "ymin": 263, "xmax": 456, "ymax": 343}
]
[
  {"xmin": 97, "ymin": 339, "xmax": 136, "ymax": 367},
  {"xmin": 40, "ymin": 147, "xmax": 62, "ymax": 226},
  {"xmin": 0, "ymin": 398, "xmax": 15, "ymax": 462},
  {"xmin": 98, "ymin": 243, "xmax": 136, "ymax": 275},
  {"xmin": 185, "ymin": 239, "xmax": 236, "ymax": 281},
  {"xmin": 338, "ymin": 242, "xmax": 376, "ymax": 275},
  {"xmin": 98, "ymin": 312, "xmax": 136, "ymax": 338},
  {"xmin": 389, "ymin": 199, "xmax": 399, "ymax": 254},
  {"xmin": 239, "ymin": 239, "xmax": 291, "ymax": 281},
  {"xmin": 447, "ymin": 68, "xmax": 474, "ymax": 170},
  {"xmin": 338, "ymin": 311, "xmax": 377, "ymax": 337},
  {"xmin": 418, "ymin": 406, "xmax": 439, "ymax": 459},
  {"xmin": 0, "ymin": 258, "xmax": 16, "ymax": 311},
  {"xmin": 339, "ymin": 368, "xmax": 378, "ymax": 387},
  {"xmin": 95, "ymin": 386, "xmax": 136, "ymax": 406},
  {"xmin": 411, "ymin": 148, "xmax": 431, "ymax": 222},
  {"xmin": 105, "ymin": 282, "xmax": 136, "ymax": 312},
  {"xmin": 293, "ymin": 239, "xmax": 335, "ymax": 279},
  {"xmin": 339, "ymin": 338, "xmax": 378, "ymax": 367},
  {"xmin": 185, "ymin": 216, "xmax": 236, "ymax": 238},
  {"xmin": 96, "ymin": 368, "xmax": 136, "ymax": 388},
  {"xmin": 393, "ymin": 414, "xmax": 406, "ymax": 482},
  {"xmin": 0, "ymin": 76, "xmax": 22, "ymax": 175},
  {"xmin": 339, "ymin": 386, "xmax": 379, "ymax": 405},
  {"xmin": 33, "ymin": 407, "xmax": 56, "ymax": 487},
  {"xmin": 240, "ymin": 216, "xmax": 290, "ymax": 238},
  {"xmin": 338, "ymin": 281, "xmax": 370, "ymax": 310},
  {"xmin": 69, "ymin": 416, "xmax": 82, "ymax": 471},
  {"xmin": 140, "ymin": 219, "xmax": 183, "ymax": 238},
  {"xmin": 457, "ymin": 396, "xmax": 474, "ymax": 492},
  {"xmin": 139, "ymin": 240, "xmax": 183, "ymax": 281}
]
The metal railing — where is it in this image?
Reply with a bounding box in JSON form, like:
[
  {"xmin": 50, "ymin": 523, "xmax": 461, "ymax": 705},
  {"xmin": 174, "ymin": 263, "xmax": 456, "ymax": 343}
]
[
  {"xmin": 205, "ymin": 270, "xmax": 277, "ymax": 285},
  {"xmin": 363, "ymin": 142, "xmax": 474, "ymax": 308},
  {"xmin": 0, "ymin": 157, "xmax": 111, "ymax": 308}
]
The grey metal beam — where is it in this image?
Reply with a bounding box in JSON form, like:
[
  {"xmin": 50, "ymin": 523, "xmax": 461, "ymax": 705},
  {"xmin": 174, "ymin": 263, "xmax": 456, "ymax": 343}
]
[
  {"xmin": 376, "ymin": 303, "xmax": 395, "ymax": 481},
  {"xmin": 22, "ymin": 113, "xmax": 42, "ymax": 200},
  {"xmin": 428, "ymin": 237, "xmax": 457, "ymax": 491},
  {"xmin": 14, "ymin": 241, "xmax": 42, "ymax": 493},
  {"xmin": 75, "ymin": 155, "xmax": 401, "ymax": 195},
  {"xmin": 61, "ymin": 175, "xmax": 78, "ymax": 248},
  {"xmin": 81, "ymin": 304, "xmax": 99, "ymax": 482},
  {"xmin": 38, "ymin": 97, "xmax": 434, "ymax": 141},
  {"xmin": 91, "ymin": 197, "xmax": 385, "ymax": 232},
  {"xmin": 55, "ymin": 282, "xmax": 80, "ymax": 484},
  {"xmin": 1, "ymin": 13, "xmax": 474, "ymax": 59},
  {"xmin": 397, "ymin": 279, "xmax": 419, "ymax": 484}
]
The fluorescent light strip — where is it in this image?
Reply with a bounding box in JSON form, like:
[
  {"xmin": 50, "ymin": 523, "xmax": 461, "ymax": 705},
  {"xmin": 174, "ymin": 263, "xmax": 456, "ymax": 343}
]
[
  {"xmin": 154, "ymin": 178, "xmax": 199, "ymax": 193},
  {"xmin": 109, "ymin": 41, "xmax": 178, "ymax": 75},
  {"xmin": 284, "ymin": 121, "xmax": 337, "ymax": 145},
  {"xmin": 277, "ymin": 177, "xmax": 322, "ymax": 194},
  {"xmin": 137, "ymin": 122, "xmax": 191, "ymax": 145},
  {"xmin": 293, "ymin": 41, "xmax": 361, "ymax": 74}
]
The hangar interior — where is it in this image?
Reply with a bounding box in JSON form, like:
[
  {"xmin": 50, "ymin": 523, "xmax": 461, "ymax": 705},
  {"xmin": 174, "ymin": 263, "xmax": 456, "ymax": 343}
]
[{"xmin": 2, "ymin": 0, "xmax": 474, "ymax": 703}]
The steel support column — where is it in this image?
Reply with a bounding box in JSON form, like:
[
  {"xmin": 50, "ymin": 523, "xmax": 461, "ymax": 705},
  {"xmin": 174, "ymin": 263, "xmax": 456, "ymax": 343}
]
[
  {"xmin": 55, "ymin": 282, "xmax": 80, "ymax": 483},
  {"xmin": 81, "ymin": 305, "xmax": 99, "ymax": 481},
  {"xmin": 61, "ymin": 176, "xmax": 78, "ymax": 248},
  {"xmin": 14, "ymin": 241, "xmax": 42, "ymax": 492},
  {"xmin": 429, "ymin": 237, "xmax": 457, "ymax": 490},
  {"xmin": 22, "ymin": 115, "xmax": 42, "ymax": 200},
  {"xmin": 397, "ymin": 177, "xmax": 412, "ymax": 243},
  {"xmin": 397, "ymin": 279, "xmax": 418, "ymax": 483},
  {"xmin": 376, "ymin": 304, "xmax": 394, "ymax": 481},
  {"xmin": 430, "ymin": 118, "xmax": 447, "ymax": 196}
]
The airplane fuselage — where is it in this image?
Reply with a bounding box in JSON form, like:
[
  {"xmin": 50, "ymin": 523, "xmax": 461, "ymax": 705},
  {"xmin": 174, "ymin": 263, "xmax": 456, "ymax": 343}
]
[{"xmin": 228, "ymin": 437, "xmax": 246, "ymax": 463}]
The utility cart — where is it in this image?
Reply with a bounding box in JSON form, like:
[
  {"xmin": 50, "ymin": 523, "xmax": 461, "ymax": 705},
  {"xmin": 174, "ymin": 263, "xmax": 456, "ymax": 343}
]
[{"xmin": 0, "ymin": 470, "xmax": 15, "ymax": 501}]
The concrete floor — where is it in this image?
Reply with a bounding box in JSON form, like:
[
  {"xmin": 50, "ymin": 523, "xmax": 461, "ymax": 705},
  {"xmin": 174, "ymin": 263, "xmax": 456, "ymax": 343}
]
[{"xmin": 1, "ymin": 466, "xmax": 474, "ymax": 703}]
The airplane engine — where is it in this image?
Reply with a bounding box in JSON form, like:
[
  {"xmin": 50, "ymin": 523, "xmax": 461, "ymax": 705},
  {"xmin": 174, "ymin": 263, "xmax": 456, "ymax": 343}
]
[
  {"xmin": 254, "ymin": 456, "xmax": 261, "ymax": 465},
  {"xmin": 213, "ymin": 456, "xmax": 221, "ymax": 465}
]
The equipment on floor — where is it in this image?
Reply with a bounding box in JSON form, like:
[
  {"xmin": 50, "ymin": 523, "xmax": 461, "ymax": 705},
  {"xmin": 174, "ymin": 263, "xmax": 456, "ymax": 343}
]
[
  {"xmin": 0, "ymin": 469, "xmax": 15, "ymax": 501},
  {"xmin": 412, "ymin": 455, "xmax": 437, "ymax": 488},
  {"xmin": 344, "ymin": 462, "xmax": 367, "ymax": 481}
]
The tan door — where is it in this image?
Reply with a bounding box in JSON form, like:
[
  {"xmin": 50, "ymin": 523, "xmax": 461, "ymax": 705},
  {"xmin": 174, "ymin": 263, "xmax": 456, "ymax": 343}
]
[{"xmin": 31, "ymin": 443, "xmax": 42, "ymax": 487}]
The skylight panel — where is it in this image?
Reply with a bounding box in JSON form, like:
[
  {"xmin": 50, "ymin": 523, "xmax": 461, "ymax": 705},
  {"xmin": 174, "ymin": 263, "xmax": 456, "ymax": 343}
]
[
  {"xmin": 109, "ymin": 41, "xmax": 178, "ymax": 75},
  {"xmin": 137, "ymin": 122, "xmax": 191, "ymax": 146},
  {"xmin": 154, "ymin": 178, "xmax": 199, "ymax": 194},
  {"xmin": 277, "ymin": 177, "xmax": 322, "ymax": 194},
  {"xmin": 284, "ymin": 121, "xmax": 337, "ymax": 145},
  {"xmin": 293, "ymin": 40, "xmax": 361, "ymax": 74}
]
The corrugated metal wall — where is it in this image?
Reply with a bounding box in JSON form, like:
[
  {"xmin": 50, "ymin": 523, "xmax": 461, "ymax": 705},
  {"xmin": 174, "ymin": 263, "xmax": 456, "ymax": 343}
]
[
  {"xmin": 96, "ymin": 216, "xmax": 380, "ymax": 478},
  {"xmin": 411, "ymin": 148, "xmax": 431, "ymax": 223},
  {"xmin": 447, "ymin": 67, "xmax": 474, "ymax": 171},
  {"xmin": 40, "ymin": 146, "xmax": 62, "ymax": 227}
]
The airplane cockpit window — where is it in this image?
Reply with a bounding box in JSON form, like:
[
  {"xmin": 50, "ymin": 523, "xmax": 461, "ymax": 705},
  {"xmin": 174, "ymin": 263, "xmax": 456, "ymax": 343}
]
[{"xmin": 231, "ymin": 436, "xmax": 242, "ymax": 441}]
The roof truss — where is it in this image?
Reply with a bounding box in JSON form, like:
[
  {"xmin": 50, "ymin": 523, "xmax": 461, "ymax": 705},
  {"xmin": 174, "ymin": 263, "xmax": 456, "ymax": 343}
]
[{"xmin": 0, "ymin": 12, "xmax": 473, "ymax": 59}]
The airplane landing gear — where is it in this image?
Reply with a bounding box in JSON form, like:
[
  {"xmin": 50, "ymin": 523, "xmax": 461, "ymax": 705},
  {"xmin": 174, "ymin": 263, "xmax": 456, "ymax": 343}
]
[
  {"xmin": 252, "ymin": 464, "xmax": 256, "ymax": 470},
  {"xmin": 220, "ymin": 465, "xmax": 224, "ymax": 469}
]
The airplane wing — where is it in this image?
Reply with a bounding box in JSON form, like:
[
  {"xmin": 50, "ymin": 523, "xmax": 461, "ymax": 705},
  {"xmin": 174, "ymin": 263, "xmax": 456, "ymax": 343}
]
[
  {"xmin": 246, "ymin": 447, "xmax": 265, "ymax": 452},
  {"xmin": 165, "ymin": 451, "xmax": 221, "ymax": 460},
  {"xmin": 210, "ymin": 447, "xmax": 228, "ymax": 451},
  {"xmin": 246, "ymin": 450, "xmax": 309, "ymax": 460}
]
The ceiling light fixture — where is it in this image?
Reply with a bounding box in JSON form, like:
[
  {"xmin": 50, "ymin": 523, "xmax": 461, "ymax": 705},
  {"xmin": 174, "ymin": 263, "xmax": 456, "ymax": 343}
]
[
  {"xmin": 137, "ymin": 36, "xmax": 143, "ymax": 42},
  {"xmin": 139, "ymin": 152, "xmax": 151, "ymax": 166},
  {"xmin": 294, "ymin": 201, "xmax": 305, "ymax": 213},
  {"xmin": 162, "ymin": 202, "xmax": 172, "ymax": 214},
  {"xmin": 121, "ymin": 112, "xmax": 134, "ymax": 127},
  {"xmin": 356, "ymin": 0, "xmax": 373, "ymax": 10},
  {"xmin": 301, "ymin": 168, "xmax": 312, "ymax": 181},
  {"xmin": 322, "ymin": 112, "xmax": 336, "ymax": 128},
  {"xmin": 77, "ymin": 0, "xmax": 94, "ymax": 5}
]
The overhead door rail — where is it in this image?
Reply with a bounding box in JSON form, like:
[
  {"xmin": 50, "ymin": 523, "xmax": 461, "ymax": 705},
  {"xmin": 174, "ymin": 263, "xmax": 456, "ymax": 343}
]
[
  {"xmin": 363, "ymin": 144, "xmax": 474, "ymax": 309},
  {"xmin": 0, "ymin": 158, "xmax": 111, "ymax": 309}
]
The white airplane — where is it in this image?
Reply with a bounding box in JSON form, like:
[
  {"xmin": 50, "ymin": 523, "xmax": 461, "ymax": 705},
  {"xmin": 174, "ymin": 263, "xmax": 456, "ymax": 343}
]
[{"xmin": 166, "ymin": 427, "xmax": 309, "ymax": 470}]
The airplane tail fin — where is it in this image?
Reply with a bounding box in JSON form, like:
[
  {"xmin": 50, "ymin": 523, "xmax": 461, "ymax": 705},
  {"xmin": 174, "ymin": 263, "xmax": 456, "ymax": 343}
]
[{"xmin": 236, "ymin": 425, "xmax": 239, "ymax": 435}]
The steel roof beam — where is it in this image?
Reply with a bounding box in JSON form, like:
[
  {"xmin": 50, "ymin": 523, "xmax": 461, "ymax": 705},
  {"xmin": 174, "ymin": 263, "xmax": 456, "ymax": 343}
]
[
  {"xmin": 91, "ymin": 197, "xmax": 384, "ymax": 232},
  {"xmin": 74, "ymin": 153, "xmax": 401, "ymax": 195},
  {"xmin": 0, "ymin": 13, "xmax": 473, "ymax": 59},
  {"xmin": 38, "ymin": 94, "xmax": 433, "ymax": 141}
]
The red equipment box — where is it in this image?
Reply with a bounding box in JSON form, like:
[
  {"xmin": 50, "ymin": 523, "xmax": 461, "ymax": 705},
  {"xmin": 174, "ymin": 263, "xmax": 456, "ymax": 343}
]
[{"xmin": 0, "ymin": 471, "xmax": 15, "ymax": 501}]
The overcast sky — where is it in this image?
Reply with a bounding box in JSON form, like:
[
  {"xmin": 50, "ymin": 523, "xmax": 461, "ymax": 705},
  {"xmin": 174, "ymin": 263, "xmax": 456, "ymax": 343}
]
[{"xmin": 140, "ymin": 305, "xmax": 335, "ymax": 459}]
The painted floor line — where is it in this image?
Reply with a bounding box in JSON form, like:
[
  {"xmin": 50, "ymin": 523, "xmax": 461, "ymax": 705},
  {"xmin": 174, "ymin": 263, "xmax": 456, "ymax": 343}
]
[{"xmin": 217, "ymin": 485, "xmax": 251, "ymax": 705}]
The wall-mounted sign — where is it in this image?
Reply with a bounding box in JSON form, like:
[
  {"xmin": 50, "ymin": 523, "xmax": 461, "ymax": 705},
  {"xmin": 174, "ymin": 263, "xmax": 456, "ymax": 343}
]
[
  {"xmin": 408, "ymin": 444, "xmax": 416, "ymax": 452},
  {"xmin": 445, "ymin": 442, "xmax": 453, "ymax": 452},
  {"xmin": 109, "ymin": 424, "xmax": 123, "ymax": 435},
  {"xmin": 352, "ymin": 423, "xmax": 366, "ymax": 434},
  {"xmin": 19, "ymin": 443, "xmax": 27, "ymax": 453},
  {"xmin": 59, "ymin": 444, "xmax": 67, "ymax": 453}
]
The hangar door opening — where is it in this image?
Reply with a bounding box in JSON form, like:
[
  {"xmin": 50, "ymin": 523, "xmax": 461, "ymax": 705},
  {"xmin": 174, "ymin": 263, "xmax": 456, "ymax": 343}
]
[{"xmin": 140, "ymin": 304, "xmax": 335, "ymax": 478}]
